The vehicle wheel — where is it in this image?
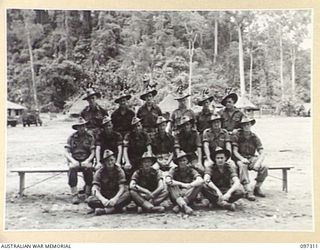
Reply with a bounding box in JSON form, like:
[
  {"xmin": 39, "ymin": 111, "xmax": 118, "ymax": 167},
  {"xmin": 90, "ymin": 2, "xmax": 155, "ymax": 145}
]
[
  {"xmin": 11, "ymin": 123, "xmax": 16, "ymax": 127},
  {"xmin": 23, "ymin": 123, "xmax": 26, "ymax": 127},
  {"xmin": 36, "ymin": 122, "xmax": 38, "ymax": 126}
]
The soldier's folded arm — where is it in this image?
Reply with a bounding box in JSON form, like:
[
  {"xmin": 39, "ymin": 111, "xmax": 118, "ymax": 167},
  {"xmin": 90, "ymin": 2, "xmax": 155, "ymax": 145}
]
[
  {"xmin": 151, "ymin": 179, "xmax": 164, "ymax": 199},
  {"xmin": 92, "ymin": 183, "xmax": 109, "ymax": 206},
  {"xmin": 111, "ymin": 183, "xmax": 126, "ymax": 204},
  {"xmin": 203, "ymin": 141, "xmax": 213, "ymax": 163},
  {"xmin": 225, "ymin": 176, "xmax": 241, "ymax": 198},
  {"xmin": 233, "ymin": 145, "xmax": 248, "ymax": 163},
  {"xmin": 191, "ymin": 175, "xmax": 204, "ymax": 187},
  {"xmin": 129, "ymin": 179, "xmax": 151, "ymax": 195}
]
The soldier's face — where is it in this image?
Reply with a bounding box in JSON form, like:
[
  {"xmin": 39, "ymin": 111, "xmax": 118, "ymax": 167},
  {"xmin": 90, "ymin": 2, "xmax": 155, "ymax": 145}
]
[
  {"xmin": 215, "ymin": 153, "xmax": 226, "ymax": 166},
  {"xmin": 184, "ymin": 122, "xmax": 192, "ymax": 131},
  {"xmin": 225, "ymin": 98, "xmax": 235, "ymax": 109},
  {"xmin": 178, "ymin": 157, "xmax": 188, "ymax": 168},
  {"xmin": 145, "ymin": 94, "xmax": 154, "ymax": 104},
  {"xmin": 78, "ymin": 125, "xmax": 86, "ymax": 133},
  {"xmin": 87, "ymin": 96, "xmax": 97, "ymax": 108},
  {"xmin": 135, "ymin": 122, "xmax": 143, "ymax": 132},
  {"xmin": 105, "ymin": 156, "xmax": 116, "ymax": 168},
  {"xmin": 158, "ymin": 122, "xmax": 167, "ymax": 132},
  {"xmin": 211, "ymin": 120, "xmax": 221, "ymax": 130},
  {"xmin": 242, "ymin": 122, "xmax": 251, "ymax": 132},
  {"xmin": 119, "ymin": 98, "xmax": 127, "ymax": 107},
  {"xmin": 142, "ymin": 158, "xmax": 153, "ymax": 171},
  {"xmin": 104, "ymin": 122, "xmax": 113, "ymax": 132},
  {"xmin": 178, "ymin": 98, "xmax": 187, "ymax": 107},
  {"xmin": 203, "ymin": 100, "xmax": 210, "ymax": 108}
]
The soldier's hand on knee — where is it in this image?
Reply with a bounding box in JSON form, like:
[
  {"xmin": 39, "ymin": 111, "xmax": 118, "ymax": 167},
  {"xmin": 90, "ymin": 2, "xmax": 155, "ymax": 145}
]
[
  {"xmin": 241, "ymin": 158, "xmax": 250, "ymax": 165},
  {"xmin": 222, "ymin": 193, "xmax": 231, "ymax": 201},
  {"xmin": 124, "ymin": 162, "xmax": 132, "ymax": 170},
  {"xmin": 69, "ymin": 161, "xmax": 79, "ymax": 169},
  {"xmin": 108, "ymin": 198, "xmax": 117, "ymax": 207}
]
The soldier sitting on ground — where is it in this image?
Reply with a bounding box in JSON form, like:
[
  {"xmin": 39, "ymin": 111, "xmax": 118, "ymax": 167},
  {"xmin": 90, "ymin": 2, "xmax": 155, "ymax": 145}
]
[
  {"xmin": 165, "ymin": 151, "xmax": 204, "ymax": 215},
  {"xmin": 95, "ymin": 116, "xmax": 123, "ymax": 170},
  {"xmin": 87, "ymin": 150, "xmax": 131, "ymax": 216},
  {"xmin": 232, "ymin": 116, "xmax": 268, "ymax": 201},
  {"xmin": 203, "ymin": 147, "xmax": 244, "ymax": 211},
  {"xmin": 129, "ymin": 152, "xmax": 169, "ymax": 213},
  {"xmin": 64, "ymin": 118, "xmax": 95, "ymax": 204}
]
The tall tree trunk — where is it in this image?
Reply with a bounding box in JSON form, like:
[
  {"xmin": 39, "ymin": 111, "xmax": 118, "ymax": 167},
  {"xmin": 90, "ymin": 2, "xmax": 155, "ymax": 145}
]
[
  {"xmin": 82, "ymin": 11, "xmax": 92, "ymax": 37},
  {"xmin": 25, "ymin": 22, "xmax": 38, "ymax": 109},
  {"xmin": 64, "ymin": 11, "xmax": 71, "ymax": 59},
  {"xmin": 291, "ymin": 47, "xmax": 296, "ymax": 100},
  {"xmin": 188, "ymin": 39, "xmax": 195, "ymax": 108},
  {"xmin": 238, "ymin": 24, "xmax": 245, "ymax": 97},
  {"xmin": 279, "ymin": 27, "xmax": 284, "ymax": 102},
  {"xmin": 213, "ymin": 19, "xmax": 218, "ymax": 64},
  {"xmin": 249, "ymin": 50, "xmax": 253, "ymax": 101}
]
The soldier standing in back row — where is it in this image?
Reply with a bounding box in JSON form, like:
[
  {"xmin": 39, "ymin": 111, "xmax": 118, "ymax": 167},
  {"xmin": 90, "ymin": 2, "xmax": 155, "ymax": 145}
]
[
  {"xmin": 196, "ymin": 91, "xmax": 214, "ymax": 135},
  {"xmin": 170, "ymin": 86, "xmax": 195, "ymax": 134},
  {"xmin": 218, "ymin": 92, "xmax": 244, "ymax": 133},
  {"xmin": 80, "ymin": 88, "xmax": 108, "ymax": 138},
  {"xmin": 137, "ymin": 87, "xmax": 162, "ymax": 140},
  {"xmin": 111, "ymin": 91, "xmax": 135, "ymax": 138}
]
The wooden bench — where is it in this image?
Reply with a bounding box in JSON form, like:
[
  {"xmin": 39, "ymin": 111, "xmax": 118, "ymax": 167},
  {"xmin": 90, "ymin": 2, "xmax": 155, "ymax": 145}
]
[
  {"xmin": 268, "ymin": 166, "xmax": 294, "ymax": 192},
  {"xmin": 11, "ymin": 168, "xmax": 69, "ymax": 196},
  {"xmin": 11, "ymin": 166, "xmax": 294, "ymax": 196}
]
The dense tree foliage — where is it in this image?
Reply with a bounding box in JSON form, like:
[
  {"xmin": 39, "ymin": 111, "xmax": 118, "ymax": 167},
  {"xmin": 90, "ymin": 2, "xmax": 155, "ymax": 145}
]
[{"xmin": 6, "ymin": 9, "xmax": 311, "ymax": 112}]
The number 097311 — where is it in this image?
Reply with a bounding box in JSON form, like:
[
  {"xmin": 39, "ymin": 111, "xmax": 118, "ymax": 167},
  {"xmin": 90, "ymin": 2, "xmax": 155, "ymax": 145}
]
[{"xmin": 300, "ymin": 244, "xmax": 318, "ymax": 248}]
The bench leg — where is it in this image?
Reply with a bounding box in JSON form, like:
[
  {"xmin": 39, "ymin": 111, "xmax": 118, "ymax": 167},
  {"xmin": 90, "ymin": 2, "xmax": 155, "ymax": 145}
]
[
  {"xmin": 18, "ymin": 172, "xmax": 25, "ymax": 196},
  {"xmin": 282, "ymin": 169, "xmax": 288, "ymax": 192}
]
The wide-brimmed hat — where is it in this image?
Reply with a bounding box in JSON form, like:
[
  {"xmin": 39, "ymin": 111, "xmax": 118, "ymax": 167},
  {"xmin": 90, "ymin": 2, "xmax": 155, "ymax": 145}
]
[
  {"xmin": 198, "ymin": 94, "xmax": 214, "ymax": 106},
  {"xmin": 140, "ymin": 87, "xmax": 157, "ymax": 101},
  {"xmin": 101, "ymin": 149, "xmax": 115, "ymax": 161},
  {"xmin": 209, "ymin": 113, "xmax": 223, "ymax": 123},
  {"xmin": 221, "ymin": 93, "xmax": 238, "ymax": 106},
  {"xmin": 239, "ymin": 116, "xmax": 256, "ymax": 126},
  {"xmin": 212, "ymin": 147, "xmax": 231, "ymax": 160},
  {"xmin": 156, "ymin": 116, "xmax": 169, "ymax": 125},
  {"xmin": 173, "ymin": 150, "xmax": 190, "ymax": 165},
  {"xmin": 101, "ymin": 116, "xmax": 112, "ymax": 126},
  {"xmin": 131, "ymin": 117, "xmax": 142, "ymax": 126},
  {"xmin": 177, "ymin": 115, "xmax": 195, "ymax": 128},
  {"xmin": 115, "ymin": 91, "xmax": 132, "ymax": 104},
  {"xmin": 82, "ymin": 88, "xmax": 101, "ymax": 100},
  {"xmin": 140, "ymin": 151, "xmax": 157, "ymax": 162},
  {"xmin": 72, "ymin": 117, "xmax": 88, "ymax": 130}
]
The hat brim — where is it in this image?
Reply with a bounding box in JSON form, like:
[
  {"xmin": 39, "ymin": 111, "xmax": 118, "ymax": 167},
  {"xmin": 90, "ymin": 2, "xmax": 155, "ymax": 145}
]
[
  {"xmin": 72, "ymin": 122, "xmax": 87, "ymax": 130},
  {"xmin": 115, "ymin": 94, "xmax": 132, "ymax": 104},
  {"xmin": 177, "ymin": 118, "xmax": 195, "ymax": 128},
  {"xmin": 197, "ymin": 96, "xmax": 214, "ymax": 106},
  {"xmin": 209, "ymin": 117, "xmax": 223, "ymax": 123},
  {"xmin": 140, "ymin": 89, "xmax": 157, "ymax": 100},
  {"xmin": 101, "ymin": 153, "xmax": 115, "ymax": 162},
  {"xmin": 156, "ymin": 119, "xmax": 170, "ymax": 126},
  {"xmin": 240, "ymin": 119, "xmax": 256, "ymax": 126},
  {"xmin": 213, "ymin": 149, "xmax": 231, "ymax": 160},
  {"xmin": 174, "ymin": 94, "xmax": 190, "ymax": 100},
  {"xmin": 140, "ymin": 156, "xmax": 157, "ymax": 163},
  {"xmin": 173, "ymin": 154, "xmax": 189, "ymax": 165},
  {"xmin": 83, "ymin": 92, "xmax": 101, "ymax": 100},
  {"xmin": 221, "ymin": 93, "xmax": 238, "ymax": 106}
]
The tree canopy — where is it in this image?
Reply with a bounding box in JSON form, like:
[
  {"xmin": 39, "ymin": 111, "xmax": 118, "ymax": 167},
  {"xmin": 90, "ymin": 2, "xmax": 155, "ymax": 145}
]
[{"xmin": 6, "ymin": 9, "xmax": 311, "ymax": 112}]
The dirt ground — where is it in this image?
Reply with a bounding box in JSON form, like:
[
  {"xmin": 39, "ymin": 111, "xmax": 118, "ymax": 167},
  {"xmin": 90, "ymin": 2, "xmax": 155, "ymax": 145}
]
[{"xmin": 5, "ymin": 115, "xmax": 313, "ymax": 230}]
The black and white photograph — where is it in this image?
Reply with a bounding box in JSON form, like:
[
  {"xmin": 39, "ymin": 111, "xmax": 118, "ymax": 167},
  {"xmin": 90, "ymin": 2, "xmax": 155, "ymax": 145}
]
[{"xmin": 5, "ymin": 9, "xmax": 312, "ymax": 231}]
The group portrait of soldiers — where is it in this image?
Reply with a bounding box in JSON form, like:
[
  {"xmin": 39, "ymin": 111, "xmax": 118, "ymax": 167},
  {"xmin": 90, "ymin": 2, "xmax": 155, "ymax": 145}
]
[{"xmin": 64, "ymin": 84, "xmax": 268, "ymax": 216}]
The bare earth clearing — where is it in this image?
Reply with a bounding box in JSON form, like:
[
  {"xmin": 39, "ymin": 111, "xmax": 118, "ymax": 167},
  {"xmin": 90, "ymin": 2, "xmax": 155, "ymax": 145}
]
[{"xmin": 5, "ymin": 116, "xmax": 313, "ymax": 230}]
